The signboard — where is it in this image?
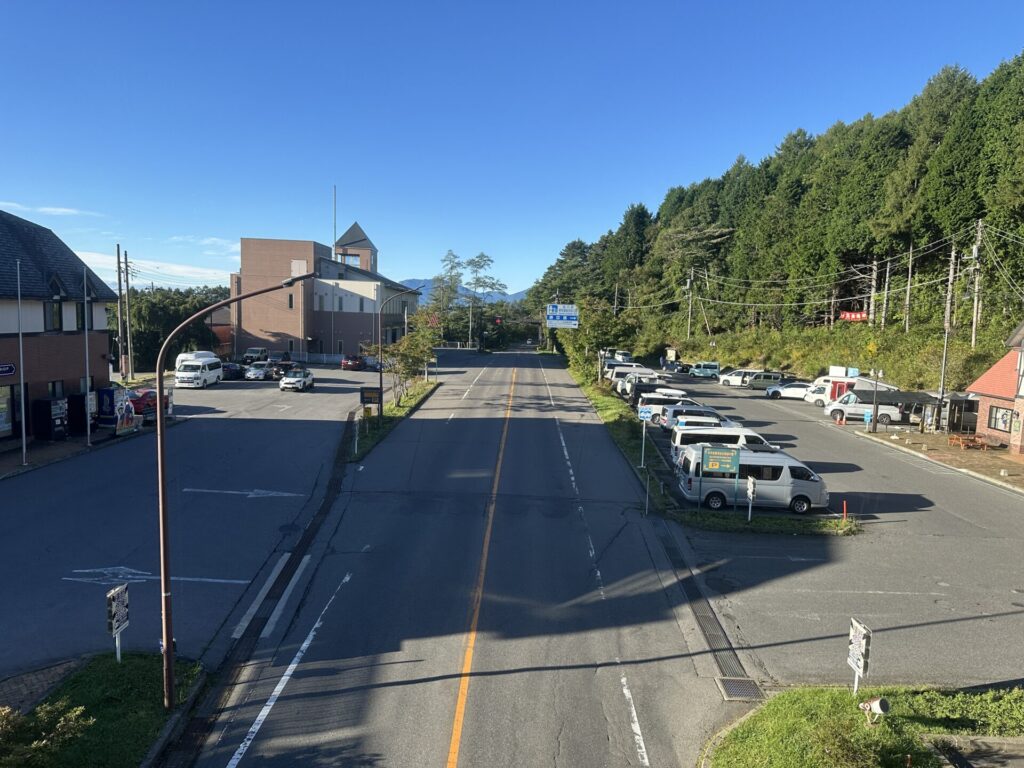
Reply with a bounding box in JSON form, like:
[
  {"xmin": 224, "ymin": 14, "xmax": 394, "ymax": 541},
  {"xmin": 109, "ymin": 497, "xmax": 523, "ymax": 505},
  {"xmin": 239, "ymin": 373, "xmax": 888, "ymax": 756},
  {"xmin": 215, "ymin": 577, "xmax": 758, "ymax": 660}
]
[
  {"xmin": 701, "ymin": 446, "xmax": 739, "ymax": 474},
  {"xmin": 839, "ymin": 311, "xmax": 868, "ymax": 322},
  {"xmin": 848, "ymin": 617, "xmax": 871, "ymax": 677},
  {"xmin": 546, "ymin": 303, "xmax": 579, "ymax": 329},
  {"xmin": 746, "ymin": 475, "xmax": 757, "ymax": 501},
  {"xmin": 637, "ymin": 406, "xmax": 653, "ymax": 422},
  {"xmin": 360, "ymin": 387, "xmax": 382, "ymax": 405},
  {"xmin": 0, "ymin": 362, "xmax": 15, "ymax": 377},
  {"xmin": 106, "ymin": 584, "xmax": 129, "ymax": 636}
]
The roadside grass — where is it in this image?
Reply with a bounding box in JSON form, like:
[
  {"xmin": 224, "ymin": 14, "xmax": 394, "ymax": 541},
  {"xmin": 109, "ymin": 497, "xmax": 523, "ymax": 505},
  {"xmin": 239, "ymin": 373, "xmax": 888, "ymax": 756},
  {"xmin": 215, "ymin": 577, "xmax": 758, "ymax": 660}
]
[
  {"xmin": 670, "ymin": 508, "xmax": 862, "ymax": 536},
  {"xmin": 710, "ymin": 685, "xmax": 1024, "ymax": 768},
  {"xmin": 350, "ymin": 380, "xmax": 438, "ymax": 461},
  {"xmin": 0, "ymin": 653, "xmax": 201, "ymax": 768}
]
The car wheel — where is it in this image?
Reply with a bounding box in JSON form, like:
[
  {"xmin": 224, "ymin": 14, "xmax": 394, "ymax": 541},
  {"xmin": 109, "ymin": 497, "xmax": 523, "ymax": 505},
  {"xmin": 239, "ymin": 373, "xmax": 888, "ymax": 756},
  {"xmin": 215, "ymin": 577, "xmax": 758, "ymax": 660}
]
[
  {"xmin": 651, "ymin": 414, "xmax": 662, "ymax": 425},
  {"xmin": 790, "ymin": 496, "xmax": 811, "ymax": 514},
  {"xmin": 201, "ymin": 379, "xmax": 208, "ymax": 389},
  {"xmin": 815, "ymin": 399, "xmax": 825, "ymax": 408},
  {"xmin": 770, "ymin": 392, "xmax": 781, "ymax": 399},
  {"xmin": 878, "ymin": 413, "xmax": 892, "ymax": 425},
  {"xmin": 831, "ymin": 409, "xmax": 844, "ymax": 422},
  {"xmin": 722, "ymin": 380, "xmax": 730, "ymax": 386},
  {"xmin": 705, "ymin": 492, "xmax": 727, "ymax": 511}
]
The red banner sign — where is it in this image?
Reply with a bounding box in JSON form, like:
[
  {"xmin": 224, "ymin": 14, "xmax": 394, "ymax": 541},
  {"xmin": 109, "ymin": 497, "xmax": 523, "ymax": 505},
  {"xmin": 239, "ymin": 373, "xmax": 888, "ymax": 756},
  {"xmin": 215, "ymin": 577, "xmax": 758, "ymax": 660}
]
[{"xmin": 839, "ymin": 311, "xmax": 868, "ymax": 322}]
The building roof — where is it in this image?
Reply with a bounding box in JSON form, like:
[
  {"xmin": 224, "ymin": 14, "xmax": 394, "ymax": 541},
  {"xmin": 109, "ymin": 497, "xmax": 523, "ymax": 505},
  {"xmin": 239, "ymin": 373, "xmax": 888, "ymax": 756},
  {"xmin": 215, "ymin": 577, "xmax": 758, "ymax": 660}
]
[
  {"xmin": 0, "ymin": 210, "xmax": 117, "ymax": 302},
  {"xmin": 316, "ymin": 256, "xmax": 419, "ymax": 295},
  {"xmin": 335, "ymin": 221, "xmax": 376, "ymax": 252},
  {"xmin": 966, "ymin": 349, "xmax": 1021, "ymax": 401},
  {"xmin": 1007, "ymin": 318, "xmax": 1024, "ymax": 348}
]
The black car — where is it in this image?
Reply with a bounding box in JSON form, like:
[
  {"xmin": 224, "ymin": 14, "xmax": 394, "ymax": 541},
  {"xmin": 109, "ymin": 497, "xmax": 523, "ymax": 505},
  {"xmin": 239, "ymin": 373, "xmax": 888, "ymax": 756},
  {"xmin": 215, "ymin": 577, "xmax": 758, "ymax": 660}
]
[
  {"xmin": 222, "ymin": 362, "xmax": 245, "ymax": 381},
  {"xmin": 270, "ymin": 360, "xmax": 296, "ymax": 380}
]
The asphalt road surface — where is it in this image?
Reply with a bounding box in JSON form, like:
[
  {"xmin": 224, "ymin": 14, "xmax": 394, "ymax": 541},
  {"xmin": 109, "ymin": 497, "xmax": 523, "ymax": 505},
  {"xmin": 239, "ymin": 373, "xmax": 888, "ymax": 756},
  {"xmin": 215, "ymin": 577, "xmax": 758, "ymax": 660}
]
[
  {"xmin": 662, "ymin": 377, "xmax": 1024, "ymax": 688},
  {"xmin": 194, "ymin": 352, "xmax": 746, "ymax": 768}
]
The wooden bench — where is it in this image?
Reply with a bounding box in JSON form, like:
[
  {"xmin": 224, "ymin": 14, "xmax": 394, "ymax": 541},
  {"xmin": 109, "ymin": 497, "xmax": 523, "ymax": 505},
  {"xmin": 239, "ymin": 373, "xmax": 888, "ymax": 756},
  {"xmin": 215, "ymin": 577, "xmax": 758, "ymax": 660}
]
[{"xmin": 948, "ymin": 434, "xmax": 972, "ymax": 450}]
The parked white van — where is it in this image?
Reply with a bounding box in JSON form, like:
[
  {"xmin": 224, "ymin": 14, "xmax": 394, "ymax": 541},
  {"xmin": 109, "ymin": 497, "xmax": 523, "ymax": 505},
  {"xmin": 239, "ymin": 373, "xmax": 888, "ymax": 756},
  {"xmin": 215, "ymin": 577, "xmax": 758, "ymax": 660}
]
[
  {"xmin": 613, "ymin": 350, "xmax": 633, "ymax": 362},
  {"xmin": 608, "ymin": 367, "xmax": 654, "ymax": 387},
  {"xmin": 604, "ymin": 361, "xmax": 646, "ymax": 380},
  {"xmin": 719, "ymin": 368, "xmax": 760, "ymax": 386},
  {"xmin": 175, "ymin": 358, "xmax": 223, "ymax": 388},
  {"xmin": 670, "ymin": 426, "xmax": 778, "ymax": 463},
  {"xmin": 175, "ymin": 350, "xmax": 219, "ymax": 369},
  {"xmin": 677, "ymin": 444, "xmax": 829, "ymax": 514}
]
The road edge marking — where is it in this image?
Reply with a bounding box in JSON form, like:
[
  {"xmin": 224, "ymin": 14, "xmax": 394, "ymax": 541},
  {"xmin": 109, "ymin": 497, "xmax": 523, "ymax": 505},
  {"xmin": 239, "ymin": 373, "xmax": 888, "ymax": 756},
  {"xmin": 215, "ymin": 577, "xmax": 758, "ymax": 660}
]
[
  {"xmin": 232, "ymin": 553, "xmax": 291, "ymax": 639},
  {"xmin": 445, "ymin": 367, "xmax": 516, "ymax": 768},
  {"xmin": 260, "ymin": 555, "xmax": 310, "ymax": 639}
]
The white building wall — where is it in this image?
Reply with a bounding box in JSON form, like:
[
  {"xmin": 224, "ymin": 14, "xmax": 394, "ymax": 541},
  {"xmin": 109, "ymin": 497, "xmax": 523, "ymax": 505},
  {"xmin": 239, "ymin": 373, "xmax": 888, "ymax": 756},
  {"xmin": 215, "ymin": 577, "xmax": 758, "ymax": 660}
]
[{"xmin": 0, "ymin": 299, "xmax": 45, "ymax": 333}]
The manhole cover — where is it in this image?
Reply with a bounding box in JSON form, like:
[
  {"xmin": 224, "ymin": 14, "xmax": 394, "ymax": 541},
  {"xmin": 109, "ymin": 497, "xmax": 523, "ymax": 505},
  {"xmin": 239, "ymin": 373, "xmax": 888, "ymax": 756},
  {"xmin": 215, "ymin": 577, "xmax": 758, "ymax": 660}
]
[{"xmin": 716, "ymin": 677, "xmax": 763, "ymax": 701}]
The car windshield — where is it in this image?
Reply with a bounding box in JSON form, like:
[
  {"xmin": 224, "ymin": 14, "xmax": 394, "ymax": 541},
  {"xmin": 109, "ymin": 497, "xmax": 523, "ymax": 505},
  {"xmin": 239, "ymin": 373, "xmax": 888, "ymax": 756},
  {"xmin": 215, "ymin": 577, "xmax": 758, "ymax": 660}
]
[
  {"xmin": 179, "ymin": 364, "xmax": 200, "ymax": 372},
  {"xmin": 251, "ymin": 362, "xmax": 267, "ymax": 369},
  {"xmin": 245, "ymin": 349, "xmax": 262, "ymax": 355},
  {"xmin": 287, "ymin": 369, "xmax": 306, "ymax": 377}
]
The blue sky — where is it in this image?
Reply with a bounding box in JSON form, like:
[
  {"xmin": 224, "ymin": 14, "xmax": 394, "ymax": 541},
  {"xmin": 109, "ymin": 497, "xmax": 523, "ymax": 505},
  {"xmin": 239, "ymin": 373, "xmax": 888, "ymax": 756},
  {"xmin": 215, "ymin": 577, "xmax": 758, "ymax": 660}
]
[{"xmin": 3, "ymin": 1, "xmax": 1023, "ymax": 294}]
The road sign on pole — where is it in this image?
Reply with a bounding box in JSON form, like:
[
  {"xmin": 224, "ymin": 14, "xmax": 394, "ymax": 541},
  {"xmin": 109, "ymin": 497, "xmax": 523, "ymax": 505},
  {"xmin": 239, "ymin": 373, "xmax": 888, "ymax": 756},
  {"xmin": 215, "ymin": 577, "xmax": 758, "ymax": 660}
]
[
  {"xmin": 106, "ymin": 583, "xmax": 129, "ymax": 663},
  {"xmin": 848, "ymin": 617, "xmax": 872, "ymax": 694},
  {"xmin": 545, "ymin": 303, "xmax": 579, "ymax": 329}
]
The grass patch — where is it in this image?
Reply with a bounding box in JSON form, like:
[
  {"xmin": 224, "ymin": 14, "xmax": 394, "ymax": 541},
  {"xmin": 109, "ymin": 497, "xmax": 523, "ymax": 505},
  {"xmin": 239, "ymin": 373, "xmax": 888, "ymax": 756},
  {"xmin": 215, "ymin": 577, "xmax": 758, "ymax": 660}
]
[
  {"xmin": 670, "ymin": 508, "xmax": 862, "ymax": 536},
  {"xmin": 711, "ymin": 685, "xmax": 1024, "ymax": 768},
  {"xmin": 350, "ymin": 380, "xmax": 438, "ymax": 461},
  {"xmin": 0, "ymin": 653, "xmax": 201, "ymax": 768}
]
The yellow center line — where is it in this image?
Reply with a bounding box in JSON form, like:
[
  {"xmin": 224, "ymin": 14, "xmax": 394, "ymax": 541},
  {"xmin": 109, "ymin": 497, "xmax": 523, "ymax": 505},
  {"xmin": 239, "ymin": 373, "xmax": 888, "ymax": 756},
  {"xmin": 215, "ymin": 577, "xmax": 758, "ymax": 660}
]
[{"xmin": 445, "ymin": 366, "xmax": 517, "ymax": 768}]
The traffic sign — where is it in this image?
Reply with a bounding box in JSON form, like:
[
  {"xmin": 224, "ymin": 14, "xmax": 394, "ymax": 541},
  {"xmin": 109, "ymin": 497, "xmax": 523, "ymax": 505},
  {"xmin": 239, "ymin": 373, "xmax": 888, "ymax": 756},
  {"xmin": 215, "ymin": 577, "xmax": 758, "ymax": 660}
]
[
  {"xmin": 0, "ymin": 363, "xmax": 14, "ymax": 377},
  {"xmin": 360, "ymin": 387, "xmax": 382, "ymax": 405},
  {"xmin": 701, "ymin": 446, "xmax": 739, "ymax": 474},
  {"xmin": 848, "ymin": 617, "xmax": 871, "ymax": 679},
  {"xmin": 638, "ymin": 406, "xmax": 653, "ymax": 422},
  {"xmin": 545, "ymin": 303, "xmax": 579, "ymax": 329},
  {"xmin": 106, "ymin": 584, "xmax": 129, "ymax": 636},
  {"xmin": 746, "ymin": 475, "xmax": 757, "ymax": 501}
]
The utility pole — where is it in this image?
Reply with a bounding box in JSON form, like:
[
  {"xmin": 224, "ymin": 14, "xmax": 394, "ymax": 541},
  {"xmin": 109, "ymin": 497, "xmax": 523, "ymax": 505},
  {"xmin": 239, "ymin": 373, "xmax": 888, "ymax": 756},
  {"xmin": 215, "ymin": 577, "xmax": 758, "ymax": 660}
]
[
  {"xmin": 124, "ymin": 251, "xmax": 135, "ymax": 381},
  {"xmin": 904, "ymin": 245, "xmax": 913, "ymax": 334},
  {"xmin": 686, "ymin": 267, "xmax": 694, "ymax": 339},
  {"xmin": 613, "ymin": 283, "xmax": 619, "ymax": 316},
  {"xmin": 868, "ymin": 257, "xmax": 878, "ymax": 325},
  {"xmin": 116, "ymin": 244, "xmax": 127, "ymax": 379},
  {"xmin": 936, "ymin": 245, "xmax": 957, "ymax": 431},
  {"xmin": 971, "ymin": 220, "xmax": 984, "ymax": 349},
  {"xmin": 880, "ymin": 257, "xmax": 891, "ymax": 331}
]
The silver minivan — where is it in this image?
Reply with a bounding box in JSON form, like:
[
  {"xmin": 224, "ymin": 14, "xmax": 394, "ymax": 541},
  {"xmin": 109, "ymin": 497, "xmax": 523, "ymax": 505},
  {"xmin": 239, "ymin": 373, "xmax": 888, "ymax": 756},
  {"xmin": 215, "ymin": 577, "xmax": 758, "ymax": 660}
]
[{"xmin": 676, "ymin": 444, "xmax": 829, "ymax": 514}]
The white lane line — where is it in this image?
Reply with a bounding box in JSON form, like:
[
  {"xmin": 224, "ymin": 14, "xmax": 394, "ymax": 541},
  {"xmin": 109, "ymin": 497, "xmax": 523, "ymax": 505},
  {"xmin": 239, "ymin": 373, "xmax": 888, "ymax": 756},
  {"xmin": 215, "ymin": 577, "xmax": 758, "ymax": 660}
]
[
  {"xmin": 260, "ymin": 555, "xmax": 311, "ymax": 639},
  {"xmin": 447, "ymin": 412, "xmax": 455, "ymax": 423},
  {"xmin": 232, "ymin": 553, "xmax": 291, "ymax": 639},
  {"xmin": 461, "ymin": 365, "xmax": 490, "ymax": 400},
  {"xmin": 537, "ymin": 359, "xmax": 556, "ymax": 406},
  {"xmin": 226, "ymin": 572, "xmax": 353, "ymax": 768},
  {"xmin": 552, "ymin": 417, "xmax": 650, "ymax": 767}
]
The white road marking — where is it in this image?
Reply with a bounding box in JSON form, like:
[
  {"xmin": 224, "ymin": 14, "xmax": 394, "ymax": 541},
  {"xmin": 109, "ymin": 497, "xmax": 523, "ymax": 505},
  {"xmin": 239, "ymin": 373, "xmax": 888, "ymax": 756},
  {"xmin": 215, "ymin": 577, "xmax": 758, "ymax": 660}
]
[
  {"xmin": 537, "ymin": 360, "xmax": 556, "ymax": 406},
  {"xmin": 226, "ymin": 572, "xmax": 353, "ymax": 768},
  {"xmin": 447, "ymin": 412, "xmax": 456, "ymax": 423},
  {"xmin": 63, "ymin": 566, "xmax": 249, "ymax": 586},
  {"xmin": 183, "ymin": 488, "xmax": 303, "ymax": 498},
  {"xmin": 552, "ymin": 418, "xmax": 650, "ymax": 767},
  {"xmin": 785, "ymin": 588, "xmax": 949, "ymax": 597},
  {"xmin": 460, "ymin": 365, "xmax": 490, "ymax": 400},
  {"xmin": 361, "ymin": 544, "xmax": 372, "ymax": 553},
  {"xmin": 232, "ymin": 553, "xmax": 291, "ymax": 639},
  {"xmin": 260, "ymin": 555, "xmax": 311, "ymax": 639}
]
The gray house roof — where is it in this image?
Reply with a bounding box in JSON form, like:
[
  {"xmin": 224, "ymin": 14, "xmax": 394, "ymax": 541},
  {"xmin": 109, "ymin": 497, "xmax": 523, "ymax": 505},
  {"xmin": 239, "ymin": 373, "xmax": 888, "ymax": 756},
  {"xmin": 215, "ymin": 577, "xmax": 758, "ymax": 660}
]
[
  {"xmin": 335, "ymin": 221, "xmax": 376, "ymax": 252},
  {"xmin": 0, "ymin": 210, "xmax": 117, "ymax": 302},
  {"xmin": 1006, "ymin": 319, "xmax": 1024, "ymax": 348}
]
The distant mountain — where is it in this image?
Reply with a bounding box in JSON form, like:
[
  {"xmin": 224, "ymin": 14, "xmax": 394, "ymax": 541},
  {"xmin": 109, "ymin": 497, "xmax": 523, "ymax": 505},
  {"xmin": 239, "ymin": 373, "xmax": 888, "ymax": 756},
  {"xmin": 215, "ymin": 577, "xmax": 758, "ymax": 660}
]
[{"xmin": 401, "ymin": 278, "xmax": 528, "ymax": 305}]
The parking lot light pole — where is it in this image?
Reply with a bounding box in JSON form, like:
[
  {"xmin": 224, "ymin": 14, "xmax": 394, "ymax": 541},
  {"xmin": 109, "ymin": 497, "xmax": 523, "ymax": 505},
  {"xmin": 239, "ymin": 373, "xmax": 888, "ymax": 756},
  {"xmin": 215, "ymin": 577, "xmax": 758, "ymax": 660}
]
[
  {"xmin": 377, "ymin": 284, "xmax": 423, "ymax": 427},
  {"xmin": 154, "ymin": 271, "xmax": 314, "ymax": 711}
]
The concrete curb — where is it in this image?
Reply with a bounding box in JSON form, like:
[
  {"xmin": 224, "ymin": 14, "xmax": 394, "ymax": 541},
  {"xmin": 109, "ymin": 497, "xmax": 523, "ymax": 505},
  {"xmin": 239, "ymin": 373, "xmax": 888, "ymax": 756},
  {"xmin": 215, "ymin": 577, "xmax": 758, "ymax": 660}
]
[
  {"xmin": 138, "ymin": 668, "xmax": 208, "ymax": 768},
  {"xmin": 852, "ymin": 429, "xmax": 1024, "ymax": 498},
  {"xmin": 696, "ymin": 700, "xmax": 767, "ymax": 768}
]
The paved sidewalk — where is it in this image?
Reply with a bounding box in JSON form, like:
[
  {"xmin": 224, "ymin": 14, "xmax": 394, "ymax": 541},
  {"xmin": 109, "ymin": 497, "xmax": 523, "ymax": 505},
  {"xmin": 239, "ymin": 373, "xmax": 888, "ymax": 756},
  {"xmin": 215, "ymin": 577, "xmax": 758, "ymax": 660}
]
[
  {"xmin": 0, "ymin": 424, "xmax": 159, "ymax": 481},
  {"xmin": 0, "ymin": 659, "xmax": 84, "ymax": 713}
]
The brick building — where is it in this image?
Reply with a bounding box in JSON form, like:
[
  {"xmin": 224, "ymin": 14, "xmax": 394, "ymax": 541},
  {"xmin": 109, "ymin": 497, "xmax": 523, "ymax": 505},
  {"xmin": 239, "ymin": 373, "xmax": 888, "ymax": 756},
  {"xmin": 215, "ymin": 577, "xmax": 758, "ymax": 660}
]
[
  {"xmin": 230, "ymin": 223, "xmax": 418, "ymax": 361},
  {"xmin": 966, "ymin": 319, "xmax": 1024, "ymax": 458},
  {"xmin": 0, "ymin": 210, "xmax": 116, "ymax": 441}
]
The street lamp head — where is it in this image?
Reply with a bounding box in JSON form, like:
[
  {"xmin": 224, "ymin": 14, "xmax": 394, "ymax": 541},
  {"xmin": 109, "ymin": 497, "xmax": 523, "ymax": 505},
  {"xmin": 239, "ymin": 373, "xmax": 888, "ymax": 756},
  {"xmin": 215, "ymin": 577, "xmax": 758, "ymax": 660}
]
[{"xmin": 282, "ymin": 271, "xmax": 316, "ymax": 288}]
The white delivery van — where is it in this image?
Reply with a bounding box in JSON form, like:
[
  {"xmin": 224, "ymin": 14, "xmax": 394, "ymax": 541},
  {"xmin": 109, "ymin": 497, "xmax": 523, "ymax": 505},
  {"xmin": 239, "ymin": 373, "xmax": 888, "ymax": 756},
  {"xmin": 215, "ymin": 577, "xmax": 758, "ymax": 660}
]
[
  {"xmin": 175, "ymin": 358, "xmax": 223, "ymax": 388},
  {"xmin": 670, "ymin": 426, "xmax": 778, "ymax": 463},
  {"xmin": 677, "ymin": 443, "xmax": 829, "ymax": 514},
  {"xmin": 175, "ymin": 350, "xmax": 219, "ymax": 369},
  {"xmin": 604, "ymin": 361, "xmax": 646, "ymax": 380}
]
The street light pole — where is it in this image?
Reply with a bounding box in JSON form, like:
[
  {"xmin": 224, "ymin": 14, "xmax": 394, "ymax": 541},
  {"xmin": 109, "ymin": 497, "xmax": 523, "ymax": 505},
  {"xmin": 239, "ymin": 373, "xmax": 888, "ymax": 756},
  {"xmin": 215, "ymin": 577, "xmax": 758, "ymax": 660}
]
[
  {"xmin": 154, "ymin": 271, "xmax": 314, "ymax": 710},
  {"xmin": 377, "ymin": 284, "xmax": 423, "ymax": 427}
]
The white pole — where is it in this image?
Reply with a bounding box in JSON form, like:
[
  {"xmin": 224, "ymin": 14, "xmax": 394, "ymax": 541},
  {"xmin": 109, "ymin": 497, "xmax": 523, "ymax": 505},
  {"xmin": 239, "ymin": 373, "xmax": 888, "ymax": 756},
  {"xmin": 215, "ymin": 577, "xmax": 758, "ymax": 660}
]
[
  {"xmin": 84, "ymin": 266, "xmax": 92, "ymax": 447},
  {"xmin": 115, "ymin": 632, "xmax": 122, "ymax": 664},
  {"xmin": 16, "ymin": 260, "xmax": 27, "ymax": 466},
  {"xmin": 640, "ymin": 419, "xmax": 646, "ymax": 468},
  {"xmin": 853, "ymin": 671, "xmax": 860, "ymax": 696}
]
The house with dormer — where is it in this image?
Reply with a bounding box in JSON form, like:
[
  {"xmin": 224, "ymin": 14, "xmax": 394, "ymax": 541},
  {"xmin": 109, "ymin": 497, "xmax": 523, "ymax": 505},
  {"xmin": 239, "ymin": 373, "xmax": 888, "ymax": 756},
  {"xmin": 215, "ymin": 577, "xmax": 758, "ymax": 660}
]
[{"xmin": 0, "ymin": 210, "xmax": 117, "ymax": 441}]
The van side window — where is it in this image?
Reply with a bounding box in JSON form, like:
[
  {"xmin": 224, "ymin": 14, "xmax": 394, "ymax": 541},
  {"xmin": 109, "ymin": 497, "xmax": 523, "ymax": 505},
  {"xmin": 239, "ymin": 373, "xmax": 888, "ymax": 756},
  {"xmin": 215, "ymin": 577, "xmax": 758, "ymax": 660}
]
[
  {"xmin": 209, "ymin": 361, "xmax": 221, "ymax": 370},
  {"xmin": 789, "ymin": 466, "xmax": 817, "ymax": 481},
  {"xmin": 738, "ymin": 464, "xmax": 783, "ymax": 481},
  {"xmin": 681, "ymin": 457, "xmax": 691, "ymax": 474}
]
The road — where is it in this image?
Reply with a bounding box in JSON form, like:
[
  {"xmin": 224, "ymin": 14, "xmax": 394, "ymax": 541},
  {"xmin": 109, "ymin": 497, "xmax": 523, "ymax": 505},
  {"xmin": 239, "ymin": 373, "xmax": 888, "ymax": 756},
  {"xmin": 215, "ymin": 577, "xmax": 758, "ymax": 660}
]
[
  {"xmin": 193, "ymin": 352, "xmax": 746, "ymax": 768},
  {"xmin": 0, "ymin": 365, "xmax": 377, "ymax": 679},
  {"xmin": 655, "ymin": 378, "xmax": 1024, "ymax": 688}
]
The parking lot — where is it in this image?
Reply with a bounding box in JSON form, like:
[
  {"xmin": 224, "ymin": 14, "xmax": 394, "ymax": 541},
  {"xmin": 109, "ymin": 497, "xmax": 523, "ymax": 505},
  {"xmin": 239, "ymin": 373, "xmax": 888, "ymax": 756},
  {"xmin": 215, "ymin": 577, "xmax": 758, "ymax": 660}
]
[{"xmin": 622, "ymin": 370, "xmax": 1024, "ymax": 687}]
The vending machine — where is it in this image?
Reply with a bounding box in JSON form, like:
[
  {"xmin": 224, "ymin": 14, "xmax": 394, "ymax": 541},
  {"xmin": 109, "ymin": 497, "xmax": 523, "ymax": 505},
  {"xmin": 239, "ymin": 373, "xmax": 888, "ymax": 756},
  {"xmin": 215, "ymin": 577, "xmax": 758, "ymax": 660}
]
[{"xmin": 31, "ymin": 397, "xmax": 68, "ymax": 441}]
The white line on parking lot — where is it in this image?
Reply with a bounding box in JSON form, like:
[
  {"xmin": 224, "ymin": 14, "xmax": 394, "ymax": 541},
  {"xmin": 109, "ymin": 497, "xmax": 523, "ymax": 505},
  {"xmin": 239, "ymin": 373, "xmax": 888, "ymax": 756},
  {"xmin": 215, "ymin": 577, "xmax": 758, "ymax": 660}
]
[
  {"xmin": 232, "ymin": 553, "xmax": 291, "ymax": 639},
  {"xmin": 260, "ymin": 555, "xmax": 311, "ymax": 639}
]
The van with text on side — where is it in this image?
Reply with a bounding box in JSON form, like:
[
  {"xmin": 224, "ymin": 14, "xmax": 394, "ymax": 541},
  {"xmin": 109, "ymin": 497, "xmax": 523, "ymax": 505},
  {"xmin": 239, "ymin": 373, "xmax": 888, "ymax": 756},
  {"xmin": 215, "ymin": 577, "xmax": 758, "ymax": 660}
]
[
  {"xmin": 677, "ymin": 443, "xmax": 829, "ymax": 514},
  {"xmin": 670, "ymin": 426, "xmax": 779, "ymax": 463}
]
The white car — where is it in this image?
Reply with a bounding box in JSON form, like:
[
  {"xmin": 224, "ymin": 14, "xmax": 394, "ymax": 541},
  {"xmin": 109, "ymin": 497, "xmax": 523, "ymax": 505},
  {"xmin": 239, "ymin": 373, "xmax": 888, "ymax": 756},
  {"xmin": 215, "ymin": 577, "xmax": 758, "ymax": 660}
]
[
  {"xmin": 279, "ymin": 367, "xmax": 315, "ymax": 392},
  {"xmin": 803, "ymin": 385, "xmax": 829, "ymax": 408},
  {"xmin": 245, "ymin": 361, "xmax": 273, "ymax": 381},
  {"xmin": 719, "ymin": 368, "xmax": 760, "ymax": 386},
  {"xmin": 766, "ymin": 381, "xmax": 813, "ymax": 400}
]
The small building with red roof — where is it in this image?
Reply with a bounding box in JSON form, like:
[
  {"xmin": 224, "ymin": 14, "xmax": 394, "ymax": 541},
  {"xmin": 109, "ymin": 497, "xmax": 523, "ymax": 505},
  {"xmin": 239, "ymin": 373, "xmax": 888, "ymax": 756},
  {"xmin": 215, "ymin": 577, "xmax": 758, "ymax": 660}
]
[{"xmin": 967, "ymin": 320, "xmax": 1024, "ymax": 458}]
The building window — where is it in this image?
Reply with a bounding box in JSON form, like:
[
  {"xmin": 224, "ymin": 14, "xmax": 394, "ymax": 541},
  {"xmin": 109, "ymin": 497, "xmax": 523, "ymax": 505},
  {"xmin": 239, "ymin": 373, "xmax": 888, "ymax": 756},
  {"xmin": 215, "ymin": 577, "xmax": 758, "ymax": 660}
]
[
  {"xmin": 288, "ymin": 294, "xmax": 294, "ymax": 310},
  {"xmin": 988, "ymin": 405, "xmax": 1013, "ymax": 433},
  {"xmin": 44, "ymin": 300, "xmax": 63, "ymax": 331},
  {"xmin": 79, "ymin": 375, "xmax": 95, "ymax": 393},
  {"xmin": 337, "ymin": 340, "xmax": 344, "ymax": 354},
  {"xmin": 359, "ymin": 297, "xmax": 365, "ymax": 313},
  {"xmin": 48, "ymin": 380, "xmax": 65, "ymax": 398},
  {"xmin": 337, "ymin": 296, "xmax": 343, "ymax": 311},
  {"xmin": 76, "ymin": 302, "xmax": 93, "ymax": 330},
  {"xmin": 287, "ymin": 339, "xmax": 294, "ymax": 352},
  {"xmin": 345, "ymin": 255, "xmax": 360, "ymax": 266}
]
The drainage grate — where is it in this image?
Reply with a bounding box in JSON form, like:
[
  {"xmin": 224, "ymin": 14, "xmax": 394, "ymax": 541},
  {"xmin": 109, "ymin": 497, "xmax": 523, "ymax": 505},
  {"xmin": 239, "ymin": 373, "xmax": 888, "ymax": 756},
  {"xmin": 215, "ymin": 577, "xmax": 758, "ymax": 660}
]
[
  {"xmin": 717, "ymin": 677, "xmax": 764, "ymax": 701},
  {"xmin": 658, "ymin": 529, "xmax": 747, "ymax": 680}
]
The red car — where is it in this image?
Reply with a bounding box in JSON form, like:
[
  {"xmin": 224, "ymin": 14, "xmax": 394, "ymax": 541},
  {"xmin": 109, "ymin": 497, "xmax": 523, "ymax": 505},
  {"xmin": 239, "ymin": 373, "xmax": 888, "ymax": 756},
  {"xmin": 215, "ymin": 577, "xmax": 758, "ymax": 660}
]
[
  {"xmin": 340, "ymin": 355, "xmax": 366, "ymax": 371},
  {"xmin": 128, "ymin": 388, "xmax": 169, "ymax": 422}
]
